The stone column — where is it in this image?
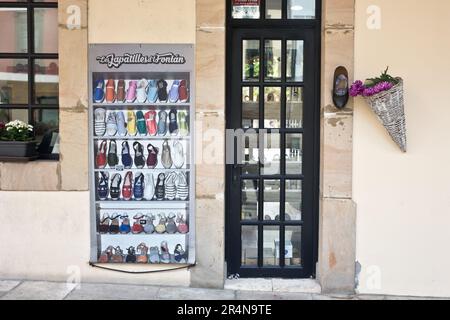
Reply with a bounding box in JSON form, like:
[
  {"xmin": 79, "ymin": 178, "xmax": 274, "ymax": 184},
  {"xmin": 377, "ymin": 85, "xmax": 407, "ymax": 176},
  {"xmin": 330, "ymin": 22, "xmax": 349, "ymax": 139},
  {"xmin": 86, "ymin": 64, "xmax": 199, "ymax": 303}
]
[
  {"xmin": 318, "ymin": 0, "xmax": 357, "ymax": 294},
  {"xmin": 190, "ymin": 0, "xmax": 226, "ymax": 288},
  {"xmin": 58, "ymin": 0, "xmax": 89, "ymax": 191}
]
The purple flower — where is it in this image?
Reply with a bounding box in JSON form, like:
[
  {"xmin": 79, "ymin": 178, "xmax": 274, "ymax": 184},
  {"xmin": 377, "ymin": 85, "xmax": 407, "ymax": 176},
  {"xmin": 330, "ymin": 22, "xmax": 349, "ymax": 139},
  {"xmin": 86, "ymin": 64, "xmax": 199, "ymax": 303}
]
[{"xmin": 350, "ymin": 80, "xmax": 365, "ymax": 97}]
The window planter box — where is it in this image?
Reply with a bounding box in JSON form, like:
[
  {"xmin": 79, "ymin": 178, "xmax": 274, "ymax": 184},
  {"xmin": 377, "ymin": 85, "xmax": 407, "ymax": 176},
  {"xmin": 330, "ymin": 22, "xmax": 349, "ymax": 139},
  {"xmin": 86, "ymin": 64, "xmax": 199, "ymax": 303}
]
[{"xmin": 0, "ymin": 141, "xmax": 38, "ymax": 159}]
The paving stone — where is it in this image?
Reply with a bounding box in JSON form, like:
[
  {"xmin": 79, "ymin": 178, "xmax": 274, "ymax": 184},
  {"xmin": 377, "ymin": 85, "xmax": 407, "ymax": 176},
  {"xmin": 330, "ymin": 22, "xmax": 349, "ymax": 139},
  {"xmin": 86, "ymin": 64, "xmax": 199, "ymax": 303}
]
[
  {"xmin": 158, "ymin": 287, "xmax": 235, "ymax": 300},
  {"xmin": 384, "ymin": 295, "xmax": 449, "ymax": 301},
  {"xmin": 356, "ymin": 294, "xmax": 386, "ymax": 300},
  {"xmin": 65, "ymin": 283, "xmax": 160, "ymax": 300},
  {"xmin": 0, "ymin": 280, "xmax": 21, "ymax": 293},
  {"xmin": 224, "ymin": 279, "xmax": 273, "ymax": 292},
  {"xmin": 312, "ymin": 294, "xmax": 355, "ymax": 300},
  {"xmin": 236, "ymin": 291, "xmax": 313, "ymax": 301},
  {"xmin": 0, "ymin": 281, "xmax": 76, "ymax": 300},
  {"xmin": 272, "ymin": 279, "xmax": 321, "ymax": 294}
]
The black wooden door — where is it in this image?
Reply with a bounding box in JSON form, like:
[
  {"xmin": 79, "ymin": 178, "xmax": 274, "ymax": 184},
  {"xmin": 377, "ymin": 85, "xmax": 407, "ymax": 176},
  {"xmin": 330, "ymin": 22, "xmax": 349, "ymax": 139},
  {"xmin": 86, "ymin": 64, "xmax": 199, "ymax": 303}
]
[{"xmin": 226, "ymin": 24, "xmax": 320, "ymax": 278}]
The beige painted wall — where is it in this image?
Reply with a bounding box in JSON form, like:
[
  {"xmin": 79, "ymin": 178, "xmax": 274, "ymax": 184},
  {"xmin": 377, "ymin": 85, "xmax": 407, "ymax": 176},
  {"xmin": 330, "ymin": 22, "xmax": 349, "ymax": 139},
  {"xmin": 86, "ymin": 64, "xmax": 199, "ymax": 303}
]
[
  {"xmin": 0, "ymin": 192, "xmax": 190, "ymax": 286},
  {"xmin": 88, "ymin": 0, "xmax": 196, "ymax": 44},
  {"xmin": 354, "ymin": 0, "xmax": 450, "ymax": 297}
]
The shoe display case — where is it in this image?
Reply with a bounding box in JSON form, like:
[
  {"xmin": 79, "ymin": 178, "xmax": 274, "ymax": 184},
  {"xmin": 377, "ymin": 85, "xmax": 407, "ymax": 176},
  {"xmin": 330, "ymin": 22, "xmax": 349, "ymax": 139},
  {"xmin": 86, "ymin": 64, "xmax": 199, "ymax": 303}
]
[{"xmin": 89, "ymin": 44, "xmax": 195, "ymax": 265}]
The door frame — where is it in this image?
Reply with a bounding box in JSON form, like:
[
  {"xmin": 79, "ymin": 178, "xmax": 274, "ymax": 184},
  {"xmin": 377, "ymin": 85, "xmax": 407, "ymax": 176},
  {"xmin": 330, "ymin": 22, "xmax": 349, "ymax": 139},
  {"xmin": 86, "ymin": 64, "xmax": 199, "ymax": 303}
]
[{"xmin": 225, "ymin": 0, "xmax": 322, "ymax": 279}]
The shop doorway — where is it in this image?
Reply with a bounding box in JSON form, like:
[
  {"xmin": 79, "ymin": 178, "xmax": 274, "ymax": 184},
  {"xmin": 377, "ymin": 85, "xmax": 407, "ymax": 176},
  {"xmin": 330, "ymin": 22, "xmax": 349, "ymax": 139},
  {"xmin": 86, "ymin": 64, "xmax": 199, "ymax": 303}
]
[{"xmin": 226, "ymin": 0, "xmax": 321, "ymax": 278}]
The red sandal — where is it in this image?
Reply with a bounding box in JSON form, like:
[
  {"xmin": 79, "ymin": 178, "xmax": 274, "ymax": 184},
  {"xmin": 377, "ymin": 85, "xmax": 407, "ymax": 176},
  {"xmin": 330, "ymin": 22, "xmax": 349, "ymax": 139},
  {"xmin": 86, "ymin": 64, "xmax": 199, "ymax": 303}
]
[
  {"xmin": 96, "ymin": 140, "xmax": 107, "ymax": 169},
  {"xmin": 132, "ymin": 214, "xmax": 144, "ymax": 234},
  {"xmin": 122, "ymin": 171, "xmax": 133, "ymax": 201}
]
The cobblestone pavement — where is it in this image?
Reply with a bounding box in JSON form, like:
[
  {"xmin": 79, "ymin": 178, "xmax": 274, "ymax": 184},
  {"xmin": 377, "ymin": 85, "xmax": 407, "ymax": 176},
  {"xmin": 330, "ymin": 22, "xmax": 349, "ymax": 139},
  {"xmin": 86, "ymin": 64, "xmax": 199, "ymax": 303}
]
[{"xmin": 0, "ymin": 280, "xmax": 446, "ymax": 300}]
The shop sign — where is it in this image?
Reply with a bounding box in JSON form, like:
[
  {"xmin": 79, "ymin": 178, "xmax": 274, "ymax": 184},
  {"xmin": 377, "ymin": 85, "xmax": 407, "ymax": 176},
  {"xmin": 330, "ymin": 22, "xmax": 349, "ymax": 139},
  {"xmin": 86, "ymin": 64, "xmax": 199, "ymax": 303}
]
[
  {"xmin": 96, "ymin": 52, "xmax": 186, "ymax": 69},
  {"xmin": 232, "ymin": 0, "xmax": 260, "ymax": 19}
]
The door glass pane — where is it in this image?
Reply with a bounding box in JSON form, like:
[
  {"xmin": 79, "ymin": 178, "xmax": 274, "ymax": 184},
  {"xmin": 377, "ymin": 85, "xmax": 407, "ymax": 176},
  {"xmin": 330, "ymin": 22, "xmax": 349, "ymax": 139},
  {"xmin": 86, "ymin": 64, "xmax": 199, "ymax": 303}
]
[
  {"xmin": 264, "ymin": 87, "xmax": 280, "ymax": 128},
  {"xmin": 242, "ymin": 179, "xmax": 259, "ymax": 220},
  {"xmin": 264, "ymin": 180, "xmax": 280, "ymax": 221},
  {"xmin": 242, "ymin": 226, "xmax": 258, "ymax": 266},
  {"xmin": 286, "ymin": 87, "xmax": 303, "ymax": 128},
  {"xmin": 35, "ymin": 59, "xmax": 59, "ymax": 104},
  {"xmin": 264, "ymin": 40, "xmax": 282, "ymax": 82},
  {"xmin": 262, "ymin": 133, "xmax": 280, "ymax": 175},
  {"xmin": 264, "ymin": 226, "xmax": 279, "ymax": 266},
  {"xmin": 287, "ymin": 0, "xmax": 316, "ymax": 19},
  {"xmin": 0, "ymin": 8, "xmax": 27, "ymax": 53},
  {"xmin": 242, "ymin": 133, "xmax": 259, "ymax": 175},
  {"xmin": 286, "ymin": 40, "xmax": 304, "ymax": 82},
  {"xmin": 286, "ymin": 134, "xmax": 303, "ymax": 175},
  {"xmin": 243, "ymin": 40, "xmax": 260, "ymax": 82},
  {"xmin": 242, "ymin": 86, "xmax": 259, "ymax": 128},
  {"xmin": 0, "ymin": 59, "xmax": 28, "ymax": 104},
  {"xmin": 34, "ymin": 8, "xmax": 58, "ymax": 53},
  {"xmin": 286, "ymin": 226, "xmax": 302, "ymax": 266},
  {"xmin": 265, "ymin": 0, "xmax": 282, "ymax": 19},
  {"xmin": 285, "ymin": 180, "xmax": 302, "ymax": 221},
  {"xmin": 232, "ymin": 0, "xmax": 261, "ymax": 19}
]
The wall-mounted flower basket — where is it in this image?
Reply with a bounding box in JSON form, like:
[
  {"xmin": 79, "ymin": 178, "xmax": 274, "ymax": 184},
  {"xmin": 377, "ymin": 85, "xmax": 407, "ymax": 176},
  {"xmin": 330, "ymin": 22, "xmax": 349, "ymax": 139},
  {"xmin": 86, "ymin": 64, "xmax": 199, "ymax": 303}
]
[
  {"xmin": 351, "ymin": 68, "xmax": 407, "ymax": 152},
  {"xmin": 364, "ymin": 78, "xmax": 407, "ymax": 152}
]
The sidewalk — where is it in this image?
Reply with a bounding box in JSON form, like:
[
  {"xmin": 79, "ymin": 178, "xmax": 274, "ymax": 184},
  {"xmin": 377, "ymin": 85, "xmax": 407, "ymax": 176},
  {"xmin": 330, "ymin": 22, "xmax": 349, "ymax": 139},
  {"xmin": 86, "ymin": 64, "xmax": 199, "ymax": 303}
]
[{"xmin": 0, "ymin": 280, "xmax": 447, "ymax": 300}]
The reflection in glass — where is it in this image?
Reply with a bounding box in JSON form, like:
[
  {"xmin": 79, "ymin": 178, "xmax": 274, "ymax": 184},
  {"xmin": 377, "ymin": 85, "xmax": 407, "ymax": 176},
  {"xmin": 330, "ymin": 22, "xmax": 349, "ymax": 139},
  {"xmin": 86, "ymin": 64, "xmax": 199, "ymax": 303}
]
[
  {"xmin": 264, "ymin": 87, "xmax": 281, "ymax": 128},
  {"xmin": 242, "ymin": 179, "xmax": 259, "ymax": 220},
  {"xmin": 243, "ymin": 40, "xmax": 260, "ymax": 82},
  {"xmin": 241, "ymin": 226, "xmax": 258, "ymax": 266},
  {"xmin": 287, "ymin": 0, "xmax": 316, "ymax": 19},
  {"xmin": 266, "ymin": 0, "xmax": 282, "ymax": 19},
  {"xmin": 0, "ymin": 108, "xmax": 28, "ymax": 124},
  {"xmin": 264, "ymin": 180, "xmax": 280, "ymax": 221},
  {"xmin": 233, "ymin": 2, "xmax": 260, "ymax": 19},
  {"xmin": 286, "ymin": 87, "xmax": 303, "ymax": 128},
  {"xmin": 264, "ymin": 40, "xmax": 282, "ymax": 82},
  {"xmin": 242, "ymin": 87, "xmax": 259, "ymax": 128},
  {"xmin": 286, "ymin": 134, "xmax": 303, "ymax": 175},
  {"xmin": 263, "ymin": 226, "xmax": 279, "ymax": 266},
  {"xmin": 286, "ymin": 226, "xmax": 302, "ymax": 266},
  {"xmin": 33, "ymin": 109, "xmax": 58, "ymax": 143},
  {"xmin": 35, "ymin": 59, "xmax": 59, "ymax": 104},
  {"xmin": 34, "ymin": 8, "xmax": 58, "ymax": 53},
  {"xmin": 0, "ymin": 59, "xmax": 28, "ymax": 104},
  {"xmin": 262, "ymin": 133, "xmax": 280, "ymax": 175},
  {"xmin": 286, "ymin": 40, "xmax": 304, "ymax": 82},
  {"xmin": 285, "ymin": 180, "xmax": 302, "ymax": 221},
  {"xmin": 0, "ymin": 8, "xmax": 27, "ymax": 53},
  {"xmin": 242, "ymin": 133, "xmax": 259, "ymax": 175}
]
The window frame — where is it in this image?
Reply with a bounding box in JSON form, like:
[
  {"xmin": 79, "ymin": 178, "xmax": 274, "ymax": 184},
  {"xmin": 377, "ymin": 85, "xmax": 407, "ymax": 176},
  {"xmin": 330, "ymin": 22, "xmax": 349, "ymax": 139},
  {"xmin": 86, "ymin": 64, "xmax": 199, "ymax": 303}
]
[
  {"xmin": 228, "ymin": 0, "xmax": 321, "ymax": 27},
  {"xmin": 0, "ymin": 0, "xmax": 59, "ymax": 131}
]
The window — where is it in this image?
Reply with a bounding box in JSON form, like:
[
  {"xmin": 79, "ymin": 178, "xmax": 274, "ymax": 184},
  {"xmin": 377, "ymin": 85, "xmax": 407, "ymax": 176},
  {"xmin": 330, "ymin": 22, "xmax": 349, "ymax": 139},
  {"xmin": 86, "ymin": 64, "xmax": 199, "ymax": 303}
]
[
  {"xmin": 0, "ymin": 0, "xmax": 59, "ymax": 150},
  {"xmin": 231, "ymin": 0, "xmax": 316, "ymax": 20}
]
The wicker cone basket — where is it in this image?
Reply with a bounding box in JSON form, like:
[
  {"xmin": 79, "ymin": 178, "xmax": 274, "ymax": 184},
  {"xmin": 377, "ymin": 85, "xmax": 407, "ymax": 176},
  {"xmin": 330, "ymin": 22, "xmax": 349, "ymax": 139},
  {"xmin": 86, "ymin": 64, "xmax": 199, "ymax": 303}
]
[{"xmin": 364, "ymin": 78, "xmax": 407, "ymax": 152}]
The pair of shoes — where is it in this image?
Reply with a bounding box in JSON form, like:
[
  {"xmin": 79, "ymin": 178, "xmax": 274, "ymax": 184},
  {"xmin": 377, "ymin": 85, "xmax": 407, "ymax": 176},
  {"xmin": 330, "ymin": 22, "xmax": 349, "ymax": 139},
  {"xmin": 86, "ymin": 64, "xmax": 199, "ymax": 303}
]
[
  {"xmin": 164, "ymin": 171, "xmax": 189, "ymax": 201},
  {"xmin": 168, "ymin": 80, "xmax": 189, "ymax": 103},
  {"xmin": 161, "ymin": 140, "xmax": 185, "ymax": 169},
  {"xmin": 120, "ymin": 171, "xmax": 145, "ymax": 201},
  {"xmin": 99, "ymin": 246, "xmax": 125, "ymax": 264},
  {"xmin": 104, "ymin": 111, "xmax": 127, "ymax": 136},
  {"xmin": 94, "ymin": 108, "xmax": 107, "ymax": 136}
]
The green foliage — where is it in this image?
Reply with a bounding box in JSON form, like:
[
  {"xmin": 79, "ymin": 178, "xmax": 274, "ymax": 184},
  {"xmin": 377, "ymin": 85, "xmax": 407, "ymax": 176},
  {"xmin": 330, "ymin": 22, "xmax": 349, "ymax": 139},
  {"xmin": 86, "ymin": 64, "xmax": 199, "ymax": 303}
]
[{"xmin": 364, "ymin": 67, "xmax": 399, "ymax": 88}]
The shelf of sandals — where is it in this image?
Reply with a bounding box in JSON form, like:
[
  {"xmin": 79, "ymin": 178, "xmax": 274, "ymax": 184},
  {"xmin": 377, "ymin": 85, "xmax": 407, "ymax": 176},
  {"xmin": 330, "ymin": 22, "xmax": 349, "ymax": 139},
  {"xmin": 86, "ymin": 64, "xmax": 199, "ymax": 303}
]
[{"xmin": 92, "ymin": 77, "xmax": 192, "ymax": 265}]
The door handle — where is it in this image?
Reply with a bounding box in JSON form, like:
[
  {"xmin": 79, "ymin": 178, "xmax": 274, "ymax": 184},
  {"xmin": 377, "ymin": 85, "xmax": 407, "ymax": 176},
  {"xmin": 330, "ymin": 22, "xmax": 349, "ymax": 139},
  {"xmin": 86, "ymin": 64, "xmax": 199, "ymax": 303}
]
[{"xmin": 232, "ymin": 164, "xmax": 243, "ymax": 184}]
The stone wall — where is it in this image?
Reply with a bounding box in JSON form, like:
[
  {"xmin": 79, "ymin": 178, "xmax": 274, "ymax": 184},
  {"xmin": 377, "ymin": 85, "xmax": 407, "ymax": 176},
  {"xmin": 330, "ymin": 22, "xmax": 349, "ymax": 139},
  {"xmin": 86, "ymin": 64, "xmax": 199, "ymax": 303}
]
[{"xmin": 318, "ymin": 0, "xmax": 356, "ymax": 294}]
